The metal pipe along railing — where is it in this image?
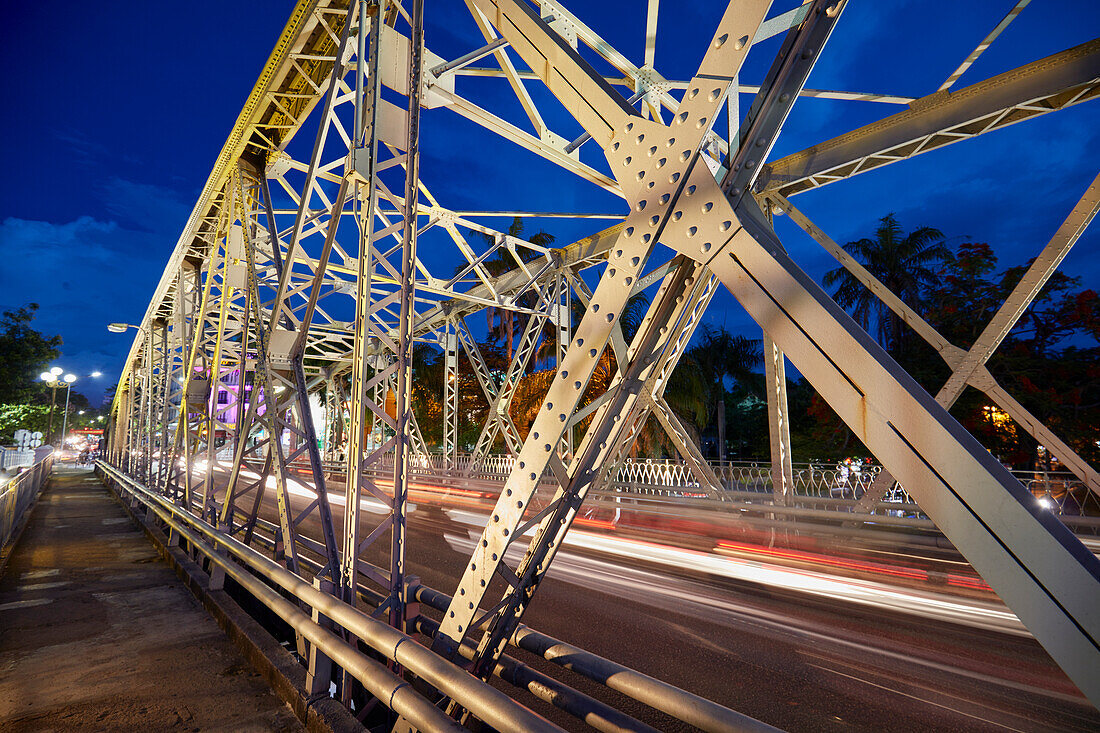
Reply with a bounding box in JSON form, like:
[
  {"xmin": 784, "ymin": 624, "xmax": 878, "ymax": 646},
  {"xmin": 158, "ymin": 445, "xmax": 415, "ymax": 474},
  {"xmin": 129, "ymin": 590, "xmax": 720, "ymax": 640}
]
[
  {"xmin": 140, "ymin": 496, "xmax": 462, "ymax": 732},
  {"xmin": 96, "ymin": 460, "xmax": 563, "ymax": 733},
  {"xmin": 243, "ymin": 510, "xmax": 774, "ymax": 730},
  {"xmin": 412, "ymin": 585, "xmax": 781, "ymax": 733},
  {"xmin": 414, "ymin": 614, "xmax": 660, "ymax": 733}
]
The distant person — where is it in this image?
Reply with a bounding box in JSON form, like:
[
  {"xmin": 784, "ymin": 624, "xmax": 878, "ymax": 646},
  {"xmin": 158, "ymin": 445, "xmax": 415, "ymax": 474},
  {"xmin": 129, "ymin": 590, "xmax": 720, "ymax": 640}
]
[{"xmin": 834, "ymin": 459, "xmax": 850, "ymax": 497}]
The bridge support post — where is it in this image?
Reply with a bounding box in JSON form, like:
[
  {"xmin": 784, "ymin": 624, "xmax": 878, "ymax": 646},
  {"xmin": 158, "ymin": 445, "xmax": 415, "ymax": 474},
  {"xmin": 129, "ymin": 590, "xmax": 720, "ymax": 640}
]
[
  {"xmin": 443, "ymin": 319, "xmax": 459, "ymax": 469},
  {"xmin": 763, "ymin": 333, "xmax": 794, "ymax": 506},
  {"xmin": 306, "ymin": 577, "xmax": 337, "ymax": 699}
]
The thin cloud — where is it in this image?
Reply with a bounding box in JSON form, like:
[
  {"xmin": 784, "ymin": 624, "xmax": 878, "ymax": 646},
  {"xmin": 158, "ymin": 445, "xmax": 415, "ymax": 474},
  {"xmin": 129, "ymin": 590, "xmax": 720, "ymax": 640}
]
[{"xmin": 0, "ymin": 211, "xmax": 169, "ymax": 404}]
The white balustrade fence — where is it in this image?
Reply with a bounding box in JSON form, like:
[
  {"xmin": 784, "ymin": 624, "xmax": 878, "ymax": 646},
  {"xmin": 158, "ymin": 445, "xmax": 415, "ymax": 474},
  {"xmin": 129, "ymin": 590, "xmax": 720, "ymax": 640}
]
[{"xmin": 294, "ymin": 448, "xmax": 1098, "ymax": 523}]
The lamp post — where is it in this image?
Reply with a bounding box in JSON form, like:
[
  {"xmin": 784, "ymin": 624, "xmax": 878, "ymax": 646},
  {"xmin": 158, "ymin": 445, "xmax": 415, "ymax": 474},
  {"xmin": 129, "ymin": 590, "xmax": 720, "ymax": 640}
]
[
  {"xmin": 39, "ymin": 366, "xmax": 63, "ymax": 444},
  {"xmin": 40, "ymin": 369, "xmax": 105, "ymax": 450},
  {"xmin": 108, "ymin": 322, "xmax": 143, "ymax": 470},
  {"xmin": 59, "ymin": 373, "xmax": 77, "ymax": 451}
]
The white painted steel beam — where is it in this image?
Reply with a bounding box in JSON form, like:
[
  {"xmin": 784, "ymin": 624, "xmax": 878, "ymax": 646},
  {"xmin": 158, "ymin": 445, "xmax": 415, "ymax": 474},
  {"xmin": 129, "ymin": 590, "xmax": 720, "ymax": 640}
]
[{"xmin": 762, "ymin": 39, "xmax": 1100, "ymax": 197}]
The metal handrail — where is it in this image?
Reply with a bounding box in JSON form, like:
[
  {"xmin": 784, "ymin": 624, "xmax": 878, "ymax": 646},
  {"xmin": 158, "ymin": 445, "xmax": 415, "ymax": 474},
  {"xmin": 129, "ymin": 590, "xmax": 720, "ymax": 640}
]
[
  {"xmin": 302, "ymin": 451, "xmax": 1094, "ymax": 512},
  {"xmin": 95, "ymin": 460, "xmax": 563, "ymax": 733},
  {"xmin": 1, "ymin": 452, "xmax": 53, "ymax": 549},
  {"xmin": 413, "ymin": 585, "xmax": 779, "ymax": 733},
  {"xmin": 228, "ymin": 496, "xmax": 780, "ymax": 732}
]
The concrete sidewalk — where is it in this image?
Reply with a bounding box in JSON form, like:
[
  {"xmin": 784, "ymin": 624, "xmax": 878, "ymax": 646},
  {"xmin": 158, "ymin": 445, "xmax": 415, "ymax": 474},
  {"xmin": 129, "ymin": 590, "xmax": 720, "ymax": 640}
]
[{"xmin": 0, "ymin": 467, "xmax": 303, "ymax": 731}]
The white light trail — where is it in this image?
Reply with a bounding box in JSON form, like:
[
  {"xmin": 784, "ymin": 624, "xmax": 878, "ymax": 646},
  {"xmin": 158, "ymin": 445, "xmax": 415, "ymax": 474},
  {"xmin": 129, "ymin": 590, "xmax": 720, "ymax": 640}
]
[{"xmin": 443, "ymin": 510, "xmax": 1026, "ymax": 637}]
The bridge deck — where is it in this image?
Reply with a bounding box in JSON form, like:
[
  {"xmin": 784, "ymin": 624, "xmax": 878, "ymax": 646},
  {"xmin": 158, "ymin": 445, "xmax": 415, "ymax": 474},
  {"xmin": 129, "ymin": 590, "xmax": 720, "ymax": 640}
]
[{"xmin": 0, "ymin": 467, "xmax": 302, "ymax": 731}]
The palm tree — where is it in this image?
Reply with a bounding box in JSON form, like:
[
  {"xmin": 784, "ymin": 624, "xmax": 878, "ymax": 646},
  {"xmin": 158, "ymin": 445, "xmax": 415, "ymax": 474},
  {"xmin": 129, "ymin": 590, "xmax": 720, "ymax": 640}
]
[
  {"xmin": 410, "ymin": 343, "xmax": 443, "ymax": 446},
  {"xmin": 662, "ymin": 350, "xmax": 709, "ymax": 428},
  {"xmin": 681, "ymin": 324, "xmax": 762, "ymax": 460},
  {"xmin": 823, "ymin": 213, "xmax": 948, "ymax": 354},
  {"xmin": 476, "ymin": 218, "xmax": 555, "ymax": 362}
]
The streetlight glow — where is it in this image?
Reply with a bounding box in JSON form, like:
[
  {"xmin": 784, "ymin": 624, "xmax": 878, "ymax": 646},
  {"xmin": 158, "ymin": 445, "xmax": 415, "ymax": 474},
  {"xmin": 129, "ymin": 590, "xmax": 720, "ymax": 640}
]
[{"xmin": 39, "ymin": 366, "xmax": 98, "ymax": 448}]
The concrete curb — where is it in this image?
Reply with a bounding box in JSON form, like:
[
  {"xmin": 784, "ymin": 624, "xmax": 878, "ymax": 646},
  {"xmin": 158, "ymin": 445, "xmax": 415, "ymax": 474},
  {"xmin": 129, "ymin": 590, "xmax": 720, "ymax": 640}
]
[{"xmin": 101, "ymin": 473, "xmax": 361, "ymax": 733}]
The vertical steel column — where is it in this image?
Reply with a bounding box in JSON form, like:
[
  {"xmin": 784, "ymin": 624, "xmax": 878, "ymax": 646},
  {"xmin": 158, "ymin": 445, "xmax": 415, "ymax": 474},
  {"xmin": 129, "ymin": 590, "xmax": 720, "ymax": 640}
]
[
  {"xmin": 220, "ymin": 167, "xmax": 281, "ymax": 537},
  {"xmin": 761, "ymin": 197, "xmax": 794, "ymax": 505},
  {"xmin": 144, "ymin": 324, "xmax": 157, "ymax": 488},
  {"xmin": 168, "ymin": 204, "xmax": 229, "ymax": 512},
  {"xmin": 343, "ymin": 0, "xmax": 384, "ymax": 631},
  {"xmin": 128, "ymin": 344, "xmax": 146, "ymax": 477},
  {"xmin": 555, "ymin": 273, "xmax": 572, "ymax": 458},
  {"xmin": 126, "ymin": 376, "xmax": 139, "ymax": 470},
  {"xmin": 335, "ymin": 374, "xmax": 350, "ymax": 462},
  {"xmin": 323, "ymin": 376, "xmax": 338, "ymax": 462},
  {"xmin": 763, "ymin": 334, "xmax": 794, "ymax": 505},
  {"xmin": 162, "ymin": 263, "xmax": 198, "ymax": 499},
  {"xmin": 245, "ymin": 167, "xmax": 330, "ymax": 577},
  {"xmin": 389, "ymin": 0, "xmax": 424, "ymax": 635},
  {"xmin": 125, "ymin": 369, "xmax": 141, "ymax": 474},
  {"xmin": 154, "ymin": 319, "xmax": 172, "ymax": 492},
  {"xmin": 133, "ymin": 349, "xmax": 149, "ymax": 477},
  {"xmin": 116, "ymin": 380, "xmax": 132, "ymax": 468},
  {"xmin": 443, "ymin": 319, "xmax": 459, "ymax": 468},
  {"xmin": 202, "ymin": 232, "xmax": 234, "ymax": 522}
]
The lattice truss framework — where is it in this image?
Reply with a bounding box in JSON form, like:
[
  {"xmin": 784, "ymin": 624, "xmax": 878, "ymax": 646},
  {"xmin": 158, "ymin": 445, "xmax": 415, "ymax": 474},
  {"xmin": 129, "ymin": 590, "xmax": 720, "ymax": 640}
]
[{"xmin": 107, "ymin": 0, "xmax": 1100, "ymax": 714}]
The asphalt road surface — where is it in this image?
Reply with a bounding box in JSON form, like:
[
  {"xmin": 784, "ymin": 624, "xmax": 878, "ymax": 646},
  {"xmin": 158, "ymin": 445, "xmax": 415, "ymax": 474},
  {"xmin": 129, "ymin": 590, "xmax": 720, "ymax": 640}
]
[{"xmin": 202, "ymin": 464, "xmax": 1099, "ymax": 732}]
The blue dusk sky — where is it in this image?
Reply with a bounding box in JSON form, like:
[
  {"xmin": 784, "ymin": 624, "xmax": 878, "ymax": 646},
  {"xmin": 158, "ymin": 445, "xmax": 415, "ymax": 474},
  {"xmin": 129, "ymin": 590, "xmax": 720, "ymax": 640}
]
[{"xmin": 1, "ymin": 1, "xmax": 1097, "ymax": 405}]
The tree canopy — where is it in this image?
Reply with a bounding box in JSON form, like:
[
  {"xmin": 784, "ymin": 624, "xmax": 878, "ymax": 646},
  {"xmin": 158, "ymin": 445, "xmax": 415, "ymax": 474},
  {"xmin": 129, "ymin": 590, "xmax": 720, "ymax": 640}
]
[
  {"xmin": 388, "ymin": 214, "xmax": 1098, "ymax": 473},
  {"xmin": 822, "ymin": 228, "xmax": 1099, "ymax": 470},
  {"xmin": 823, "ymin": 214, "xmax": 949, "ymax": 355},
  {"xmin": 0, "ymin": 303, "xmax": 62, "ymax": 404},
  {"xmin": 0, "ymin": 403, "xmax": 50, "ymax": 444}
]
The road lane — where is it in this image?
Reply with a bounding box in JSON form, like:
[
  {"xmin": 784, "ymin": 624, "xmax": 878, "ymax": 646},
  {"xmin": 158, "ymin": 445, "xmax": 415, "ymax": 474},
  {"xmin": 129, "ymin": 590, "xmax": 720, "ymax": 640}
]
[{"xmin": 198, "ymin": 463, "xmax": 1098, "ymax": 731}]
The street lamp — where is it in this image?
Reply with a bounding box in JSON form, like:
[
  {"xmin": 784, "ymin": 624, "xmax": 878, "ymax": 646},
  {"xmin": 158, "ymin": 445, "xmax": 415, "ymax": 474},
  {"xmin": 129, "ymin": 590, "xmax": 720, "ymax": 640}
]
[
  {"xmin": 107, "ymin": 322, "xmax": 146, "ymax": 467},
  {"xmin": 40, "ymin": 371, "xmax": 66, "ymax": 446},
  {"xmin": 60, "ymin": 373, "xmax": 77, "ymax": 451},
  {"xmin": 40, "ymin": 369, "xmax": 103, "ymax": 449}
]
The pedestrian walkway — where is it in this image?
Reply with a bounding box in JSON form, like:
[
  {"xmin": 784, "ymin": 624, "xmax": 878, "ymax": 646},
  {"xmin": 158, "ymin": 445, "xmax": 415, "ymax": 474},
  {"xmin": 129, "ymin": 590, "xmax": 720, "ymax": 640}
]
[{"xmin": 0, "ymin": 467, "xmax": 303, "ymax": 731}]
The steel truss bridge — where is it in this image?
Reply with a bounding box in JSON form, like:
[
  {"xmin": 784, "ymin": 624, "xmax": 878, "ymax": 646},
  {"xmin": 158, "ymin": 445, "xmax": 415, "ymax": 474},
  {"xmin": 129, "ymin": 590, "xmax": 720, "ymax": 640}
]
[{"xmin": 103, "ymin": 0, "xmax": 1100, "ymax": 729}]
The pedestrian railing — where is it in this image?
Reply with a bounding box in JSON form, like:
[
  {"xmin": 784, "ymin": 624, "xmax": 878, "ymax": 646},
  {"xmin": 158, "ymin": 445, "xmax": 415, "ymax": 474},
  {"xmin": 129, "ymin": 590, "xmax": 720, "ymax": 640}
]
[
  {"xmin": 177, "ymin": 445, "xmax": 1100, "ymax": 533},
  {"xmin": 408, "ymin": 455, "xmax": 1096, "ymax": 521},
  {"xmin": 0, "ymin": 448, "xmax": 36, "ymax": 471},
  {"xmin": 0, "ymin": 451, "xmax": 53, "ymax": 549}
]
